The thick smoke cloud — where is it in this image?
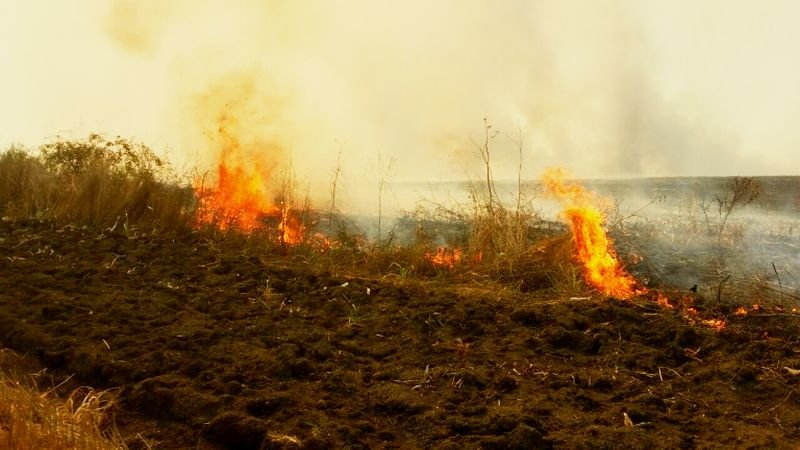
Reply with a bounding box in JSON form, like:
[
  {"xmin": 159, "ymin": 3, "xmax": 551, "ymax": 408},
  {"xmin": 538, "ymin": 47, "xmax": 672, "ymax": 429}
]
[{"xmin": 1, "ymin": 0, "xmax": 798, "ymax": 214}]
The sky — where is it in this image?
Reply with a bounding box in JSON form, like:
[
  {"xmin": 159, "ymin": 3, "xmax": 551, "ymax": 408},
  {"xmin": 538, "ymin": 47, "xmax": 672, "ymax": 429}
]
[{"xmin": 1, "ymin": 0, "xmax": 799, "ymax": 206}]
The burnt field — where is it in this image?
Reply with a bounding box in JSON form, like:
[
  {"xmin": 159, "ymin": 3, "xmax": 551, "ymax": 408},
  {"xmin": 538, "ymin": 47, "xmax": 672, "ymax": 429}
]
[
  {"xmin": 6, "ymin": 1, "xmax": 800, "ymax": 448},
  {"xmin": 3, "ymin": 218, "xmax": 800, "ymax": 449}
]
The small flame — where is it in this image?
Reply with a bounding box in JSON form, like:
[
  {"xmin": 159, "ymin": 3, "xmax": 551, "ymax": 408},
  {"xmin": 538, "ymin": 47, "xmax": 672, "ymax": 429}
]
[
  {"xmin": 650, "ymin": 291, "xmax": 727, "ymax": 330},
  {"xmin": 473, "ymin": 251, "xmax": 483, "ymax": 264},
  {"xmin": 701, "ymin": 318, "xmax": 727, "ymax": 330},
  {"xmin": 541, "ymin": 168, "xmax": 639, "ymax": 299},
  {"xmin": 279, "ymin": 207, "xmax": 304, "ymax": 245},
  {"xmin": 735, "ymin": 306, "xmax": 748, "ymax": 316},
  {"xmin": 426, "ymin": 247, "xmax": 463, "ymax": 269},
  {"xmin": 656, "ymin": 292, "xmax": 673, "ymax": 309}
]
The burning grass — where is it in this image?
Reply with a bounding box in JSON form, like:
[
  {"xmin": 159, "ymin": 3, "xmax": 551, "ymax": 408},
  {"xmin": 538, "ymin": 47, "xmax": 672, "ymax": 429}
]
[
  {"xmin": 541, "ymin": 167, "xmax": 641, "ymax": 299},
  {"xmin": 2, "ymin": 158, "xmax": 800, "ymax": 447},
  {"xmin": 0, "ymin": 130, "xmax": 656, "ymax": 304},
  {"xmin": 2, "ymin": 135, "xmax": 789, "ymax": 313},
  {"xmin": 1, "ymin": 135, "xmax": 796, "ymax": 328}
]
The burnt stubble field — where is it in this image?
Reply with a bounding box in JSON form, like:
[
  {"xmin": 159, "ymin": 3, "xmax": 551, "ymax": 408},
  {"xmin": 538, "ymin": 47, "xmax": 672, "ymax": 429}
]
[{"xmin": 2, "ymin": 178, "xmax": 800, "ymax": 449}]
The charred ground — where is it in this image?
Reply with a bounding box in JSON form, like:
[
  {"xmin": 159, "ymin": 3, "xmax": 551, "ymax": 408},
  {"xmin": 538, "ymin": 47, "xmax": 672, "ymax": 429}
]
[{"xmin": 2, "ymin": 218, "xmax": 800, "ymax": 449}]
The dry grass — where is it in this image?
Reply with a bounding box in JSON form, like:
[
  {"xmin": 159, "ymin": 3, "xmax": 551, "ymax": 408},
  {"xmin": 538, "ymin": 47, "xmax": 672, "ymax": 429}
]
[
  {"xmin": 0, "ymin": 135, "xmax": 194, "ymax": 233},
  {"xmin": 0, "ymin": 146, "xmax": 56, "ymax": 219},
  {"xmin": 0, "ymin": 134, "xmax": 588, "ymax": 295},
  {"xmin": 0, "ymin": 371, "xmax": 124, "ymax": 450}
]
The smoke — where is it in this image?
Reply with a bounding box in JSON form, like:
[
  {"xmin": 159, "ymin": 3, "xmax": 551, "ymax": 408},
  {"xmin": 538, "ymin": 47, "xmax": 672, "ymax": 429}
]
[
  {"xmin": 104, "ymin": 0, "xmax": 188, "ymax": 55},
  {"xmin": 190, "ymin": 70, "xmax": 288, "ymax": 188},
  {"xmin": 97, "ymin": 0, "xmax": 647, "ymax": 211},
  {"xmin": 3, "ymin": 0, "xmax": 800, "ymax": 216},
  {"xmin": 590, "ymin": 176, "xmax": 800, "ymax": 307}
]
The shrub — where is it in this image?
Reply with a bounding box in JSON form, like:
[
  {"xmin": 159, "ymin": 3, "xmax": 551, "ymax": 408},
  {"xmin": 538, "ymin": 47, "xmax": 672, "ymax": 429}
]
[{"xmin": 0, "ymin": 135, "xmax": 194, "ymax": 233}]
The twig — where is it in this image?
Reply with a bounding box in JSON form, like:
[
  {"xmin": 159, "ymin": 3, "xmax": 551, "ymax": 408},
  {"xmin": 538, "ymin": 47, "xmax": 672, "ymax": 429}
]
[
  {"xmin": 773, "ymin": 262, "xmax": 784, "ymax": 307},
  {"xmin": 769, "ymin": 391, "xmax": 794, "ymax": 412},
  {"xmin": 717, "ymin": 274, "xmax": 731, "ymax": 304},
  {"xmin": 42, "ymin": 373, "xmax": 75, "ymax": 397}
]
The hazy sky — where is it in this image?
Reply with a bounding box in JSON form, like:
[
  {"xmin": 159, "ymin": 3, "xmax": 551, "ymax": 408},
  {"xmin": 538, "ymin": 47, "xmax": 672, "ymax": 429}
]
[{"xmin": 1, "ymin": 0, "xmax": 799, "ymax": 200}]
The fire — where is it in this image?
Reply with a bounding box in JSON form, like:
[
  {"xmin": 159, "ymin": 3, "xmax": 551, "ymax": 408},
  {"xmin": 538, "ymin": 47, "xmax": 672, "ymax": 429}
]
[
  {"xmin": 733, "ymin": 304, "xmax": 775, "ymax": 318},
  {"xmin": 426, "ymin": 247, "xmax": 463, "ymax": 269},
  {"xmin": 193, "ymin": 108, "xmax": 305, "ymax": 244},
  {"xmin": 473, "ymin": 251, "xmax": 483, "ymax": 264},
  {"xmin": 195, "ymin": 157, "xmax": 280, "ymax": 232},
  {"xmin": 279, "ymin": 207, "xmax": 305, "ymax": 245},
  {"xmin": 701, "ymin": 318, "xmax": 727, "ymax": 330},
  {"xmin": 656, "ymin": 292, "xmax": 673, "ymax": 309},
  {"xmin": 541, "ymin": 168, "xmax": 639, "ymax": 299}
]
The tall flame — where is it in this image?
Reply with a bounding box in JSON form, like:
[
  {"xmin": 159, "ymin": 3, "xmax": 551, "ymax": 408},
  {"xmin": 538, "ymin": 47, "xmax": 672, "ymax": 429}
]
[
  {"xmin": 194, "ymin": 113, "xmax": 280, "ymax": 232},
  {"xmin": 193, "ymin": 111, "xmax": 304, "ymax": 244},
  {"xmin": 541, "ymin": 168, "xmax": 638, "ymax": 299}
]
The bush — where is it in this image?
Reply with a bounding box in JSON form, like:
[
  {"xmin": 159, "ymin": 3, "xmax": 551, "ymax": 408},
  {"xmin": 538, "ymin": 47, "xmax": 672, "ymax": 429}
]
[
  {"xmin": 0, "ymin": 146, "xmax": 55, "ymax": 218},
  {"xmin": 0, "ymin": 135, "xmax": 194, "ymax": 233}
]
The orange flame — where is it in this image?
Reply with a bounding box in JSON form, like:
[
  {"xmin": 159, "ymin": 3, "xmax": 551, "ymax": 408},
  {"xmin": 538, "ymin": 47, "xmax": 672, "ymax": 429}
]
[
  {"xmin": 195, "ymin": 158, "xmax": 280, "ymax": 232},
  {"xmin": 701, "ymin": 318, "xmax": 727, "ymax": 330},
  {"xmin": 656, "ymin": 292, "xmax": 673, "ymax": 309},
  {"xmin": 426, "ymin": 247, "xmax": 463, "ymax": 269},
  {"xmin": 193, "ymin": 111, "xmax": 305, "ymax": 244},
  {"xmin": 279, "ymin": 207, "xmax": 305, "ymax": 245},
  {"xmin": 541, "ymin": 168, "xmax": 639, "ymax": 299}
]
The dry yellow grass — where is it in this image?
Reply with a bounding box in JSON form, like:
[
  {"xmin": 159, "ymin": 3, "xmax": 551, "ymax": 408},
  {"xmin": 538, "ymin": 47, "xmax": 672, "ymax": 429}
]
[
  {"xmin": 0, "ymin": 369, "xmax": 124, "ymax": 450},
  {"xmin": 0, "ymin": 136, "xmax": 194, "ymax": 233}
]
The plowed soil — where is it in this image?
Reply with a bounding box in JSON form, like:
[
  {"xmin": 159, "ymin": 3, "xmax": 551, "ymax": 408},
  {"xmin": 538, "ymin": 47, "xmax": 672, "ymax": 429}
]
[{"xmin": 2, "ymin": 218, "xmax": 800, "ymax": 449}]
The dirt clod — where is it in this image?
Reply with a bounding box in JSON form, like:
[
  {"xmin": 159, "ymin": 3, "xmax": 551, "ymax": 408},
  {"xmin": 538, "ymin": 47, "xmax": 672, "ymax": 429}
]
[{"xmin": 1, "ymin": 219, "xmax": 799, "ymax": 448}]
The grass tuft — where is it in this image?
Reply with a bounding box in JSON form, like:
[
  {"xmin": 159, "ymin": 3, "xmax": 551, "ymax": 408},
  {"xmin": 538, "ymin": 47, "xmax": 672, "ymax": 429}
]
[{"xmin": 0, "ymin": 370, "xmax": 124, "ymax": 450}]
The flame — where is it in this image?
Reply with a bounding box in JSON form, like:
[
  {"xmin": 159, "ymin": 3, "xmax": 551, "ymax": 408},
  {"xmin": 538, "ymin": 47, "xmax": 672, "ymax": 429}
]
[
  {"xmin": 195, "ymin": 159, "xmax": 280, "ymax": 232},
  {"xmin": 656, "ymin": 292, "xmax": 673, "ymax": 309},
  {"xmin": 701, "ymin": 318, "xmax": 727, "ymax": 330},
  {"xmin": 541, "ymin": 168, "xmax": 639, "ymax": 299},
  {"xmin": 473, "ymin": 251, "xmax": 483, "ymax": 264},
  {"xmin": 193, "ymin": 109, "xmax": 305, "ymax": 244},
  {"xmin": 279, "ymin": 207, "xmax": 304, "ymax": 245},
  {"xmin": 426, "ymin": 247, "xmax": 463, "ymax": 269},
  {"xmin": 194, "ymin": 109, "xmax": 279, "ymax": 231},
  {"xmin": 735, "ymin": 306, "xmax": 748, "ymax": 316}
]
